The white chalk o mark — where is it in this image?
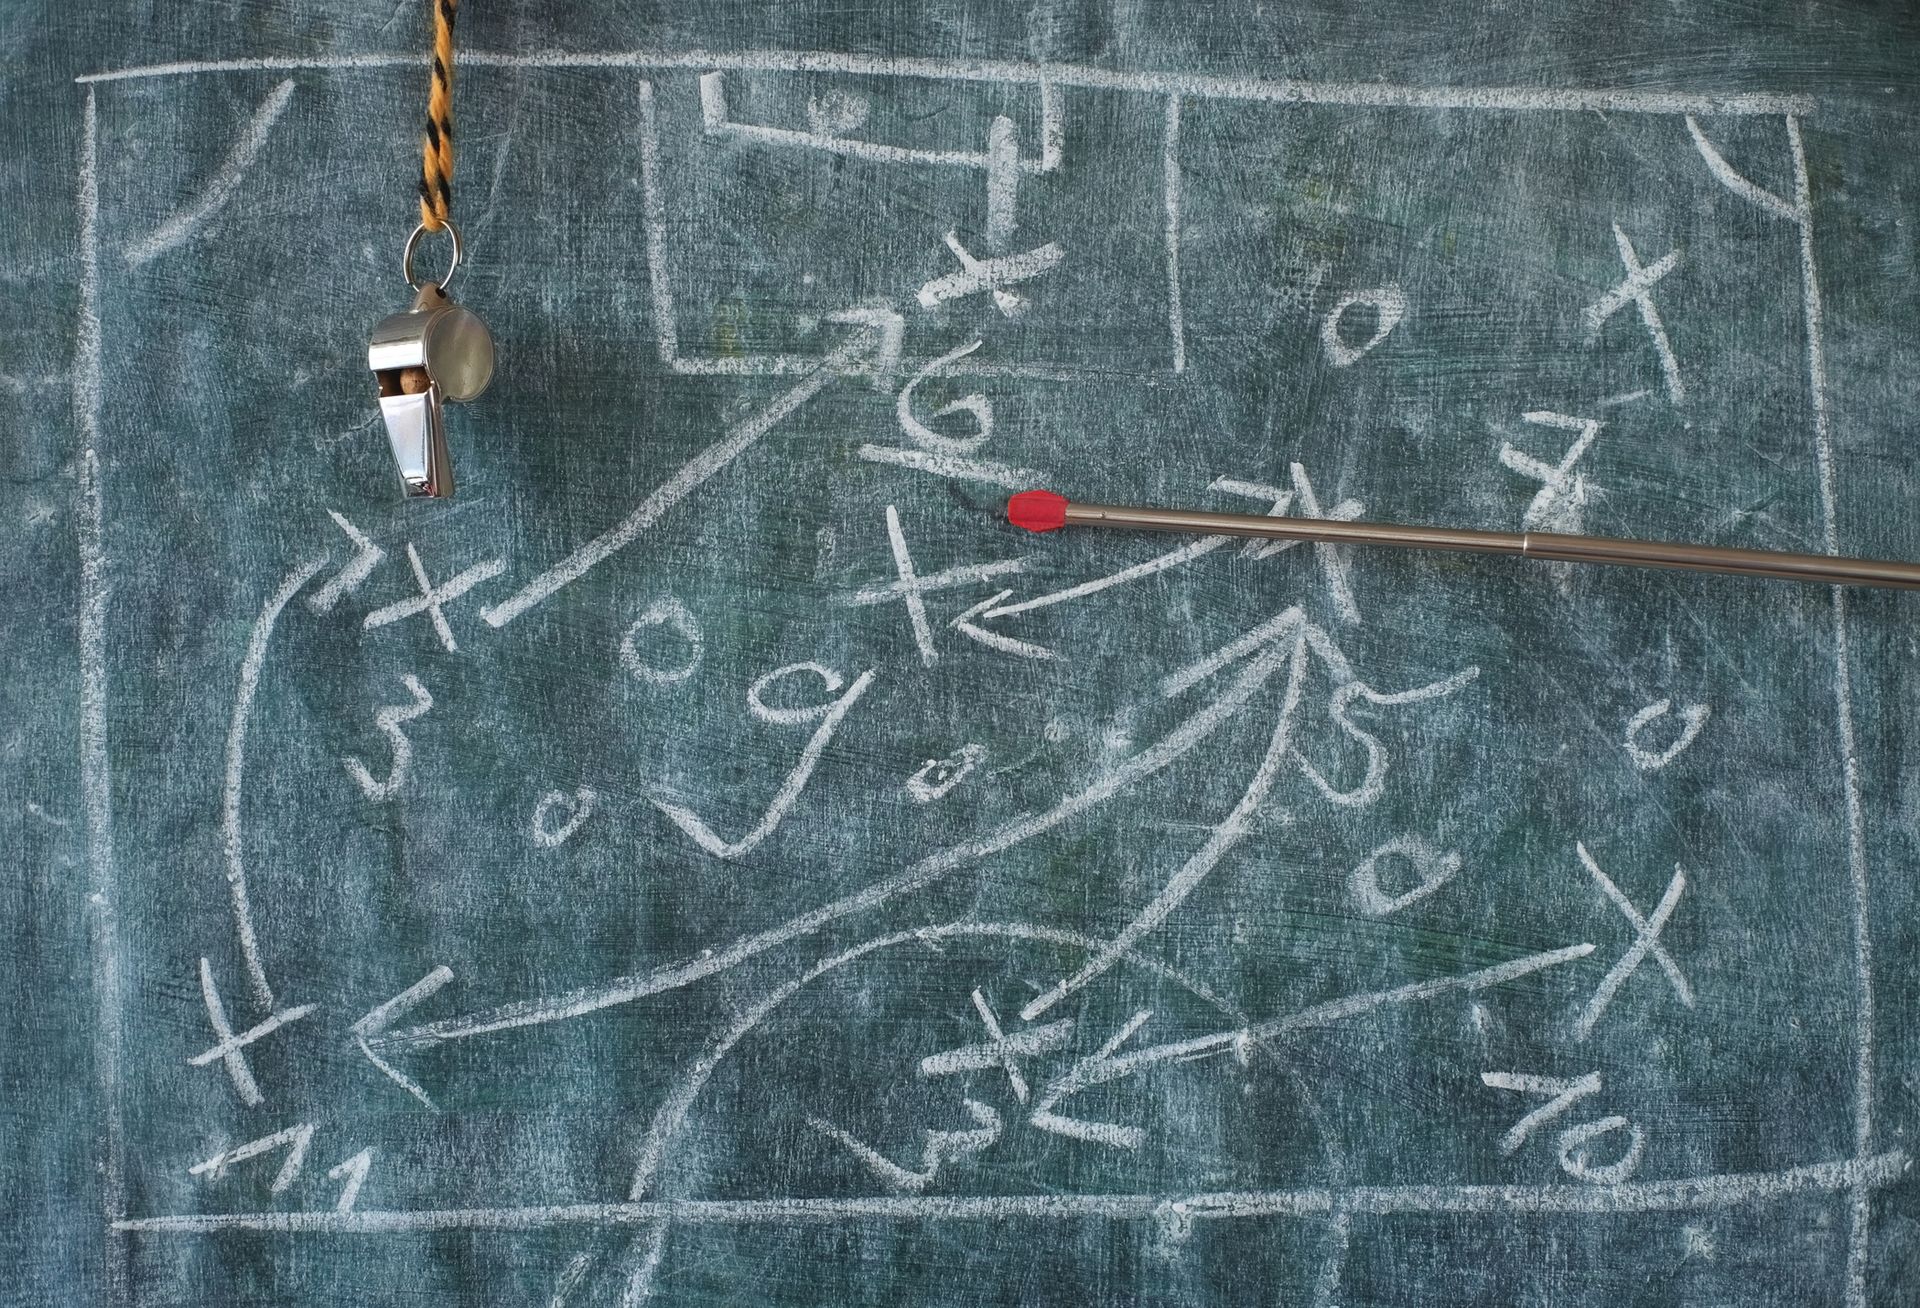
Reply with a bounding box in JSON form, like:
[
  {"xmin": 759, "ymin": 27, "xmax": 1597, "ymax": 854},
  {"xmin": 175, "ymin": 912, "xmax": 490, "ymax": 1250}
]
[
  {"xmin": 1556, "ymin": 1115, "xmax": 1647, "ymax": 1185},
  {"xmin": 905, "ymin": 743, "xmax": 986, "ymax": 803},
  {"xmin": 1624, "ymin": 700, "xmax": 1710, "ymax": 772},
  {"xmin": 532, "ymin": 787, "xmax": 598, "ymax": 848},
  {"xmin": 1320, "ymin": 286, "xmax": 1407, "ymax": 367},
  {"xmin": 620, "ymin": 597, "xmax": 703, "ymax": 685},
  {"xmin": 1350, "ymin": 837, "xmax": 1463, "ymax": 916}
]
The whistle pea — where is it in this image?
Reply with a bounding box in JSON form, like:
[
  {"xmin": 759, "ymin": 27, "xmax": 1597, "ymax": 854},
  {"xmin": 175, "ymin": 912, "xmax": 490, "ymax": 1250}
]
[{"xmin": 368, "ymin": 280, "xmax": 494, "ymax": 498}]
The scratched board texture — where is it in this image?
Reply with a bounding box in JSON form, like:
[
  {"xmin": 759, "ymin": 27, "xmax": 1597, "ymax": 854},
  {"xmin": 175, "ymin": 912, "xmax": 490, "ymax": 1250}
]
[{"xmin": 7, "ymin": 3, "xmax": 1920, "ymax": 1306}]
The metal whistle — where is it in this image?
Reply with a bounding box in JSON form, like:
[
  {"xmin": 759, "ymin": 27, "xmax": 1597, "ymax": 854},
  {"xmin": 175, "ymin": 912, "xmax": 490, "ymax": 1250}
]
[{"xmin": 369, "ymin": 223, "xmax": 494, "ymax": 498}]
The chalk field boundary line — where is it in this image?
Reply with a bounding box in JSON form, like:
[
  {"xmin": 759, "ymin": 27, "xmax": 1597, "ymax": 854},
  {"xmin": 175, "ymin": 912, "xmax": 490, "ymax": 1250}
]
[
  {"xmin": 114, "ymin": 1149, "xmax": 1908, "ymax": 1234},
  {"xmin": 76, "ymin": 49, "xmax": 1814, "ymax": 117}
]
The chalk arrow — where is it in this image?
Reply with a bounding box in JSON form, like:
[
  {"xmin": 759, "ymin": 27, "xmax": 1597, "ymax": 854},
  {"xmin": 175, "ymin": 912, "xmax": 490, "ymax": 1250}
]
[
  {"xmin": 950, "ymin": 589, "xmax": 1057, "ymax": 661},
  {"xmin": 188, "ymin": 1121, "xmax": 315, "ymax": 1194},
  {"xmin": 308, "ymin": 510, "xmax": 385, "ymax": 613},
  {"xmin": 353, "ymin": 966, "xmax": 454, "ymax": 1108},
  {"xmin": 480, "ymin": 305, "xmax": 907, "ymax": 628}
]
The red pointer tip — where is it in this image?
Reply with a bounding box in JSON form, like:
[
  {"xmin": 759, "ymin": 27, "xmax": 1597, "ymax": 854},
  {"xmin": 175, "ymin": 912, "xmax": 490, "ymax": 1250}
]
[{"xmin": 1008, "ymin": 489, "xmax": 1069, "ymax": 533}]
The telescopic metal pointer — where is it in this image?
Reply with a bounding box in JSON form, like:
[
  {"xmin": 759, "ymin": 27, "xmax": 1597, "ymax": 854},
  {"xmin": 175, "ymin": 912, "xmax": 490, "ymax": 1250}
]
[{"xmin": 1006, "ymin": 490, "xmax": 1920, "ymax": 591}]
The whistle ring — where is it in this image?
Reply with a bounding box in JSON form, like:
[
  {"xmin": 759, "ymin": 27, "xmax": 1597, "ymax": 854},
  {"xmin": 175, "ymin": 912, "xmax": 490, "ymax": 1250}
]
[{"xmin": 402, "ymin": 220, "xmax": 463, "ymax": 292}]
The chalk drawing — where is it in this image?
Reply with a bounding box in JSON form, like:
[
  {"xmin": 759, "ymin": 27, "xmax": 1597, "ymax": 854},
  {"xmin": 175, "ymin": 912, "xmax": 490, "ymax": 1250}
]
[
  {"xmin": 620, "ymin": 597, "xmax": 703, "ymax": 685},
  {"xmin": 532, "ymin": 787, "xmax": 598, "ymax": 848},
  {"xmin": 326, "ymin": 1149, "xmax": 374, "ymax": 1213},
  {"xmin": 307, "ymin": 510, "xmax": 385, "ymax": 613},
  {"xmin": 1481, "ymin": 1071, "xmax": 1604, "ymax": 1155},
  {"xmin": 1030, "ymin": 1011, "xmax": 1154, "ymax": 1150},
  {"xmin": 847, "ymin": 506, "xmax": 1028, "ymax": 665},
  {"xmin": 352, "ymin": 966, "xmax": 454, "ymax": 1109},
  {"xmin": 905, "ymin": 744, "xmax": 987, "ymax": 803},
  {"xmin": 697, "ymin": 68, "xmax": 1061, "ymax": 176},
  {"xmin": 363, "ymin": 544, "xmax": 504, "ymax": 653},
  {"xmin": 1556, "ymin": 1116, "xmax": 1647, "ymax": 1185},
  {"xmin": 1350, "ymin": 837, "xmax": 1463, "ymax": 917},
  {"xmin": 1574, "ymin": 843, "xmax": 1693, "ymax": 1040},
  {"xmin": 1320, "ymin": 286, "xmax": 1407, "ymax": 367},
  {"xmin": 191, "ymin": 957, "xmax": 315, "ymax": 1105},
  {"xmin": 1624, "ymin": 699, "xmax": 1710, "ymax": 771},
  {"xmin": 919, "ymin": 1015, "xmax": 1075, "ymax": 1083},
  {"xmin": 1584, "ymin": 223, "xmax": 1684, "ymax": 403},
  {"xmin": 918, "ymin": 232, "xmax": 1065, "ymax": 317},
  {"xmin": 895, "ymin": 340, "xmax": 994, "ymax": 455},
  {"xmin": 110, "ymin": 1150, "xmax": 1919, "ymax": 1234},
  {"xmin": 808, "ymin": 1099, "xmax": 1003, "ymax": 1192},
  {"xmin": 950, "ymin": 589, "xmax": 1058, "ymax": 660},
  {"xmin": 224, "ymin": 558, "xmax": 328, "ymax": 1012},
  {"xmin": 1500, "ymin": 411, "xmax": 1601, "ymax": 534},
  {"xmin": 1163, "ymin": 95, "xmax": 1187, "ymax": 372},
  {"xmin": 187, "ymin": 1122, "xmax": 314, "ymax": 1194},
  {"xmin": 653, "ymin": 664, "xmax": 876, "ymax": 857},
  {"xmin": 125, "ymin": 79, "xmax": 294, "ymax": 266},
  {"xmin": 341, "ymin": 675, "xmax": 434, "ymax": 802}
]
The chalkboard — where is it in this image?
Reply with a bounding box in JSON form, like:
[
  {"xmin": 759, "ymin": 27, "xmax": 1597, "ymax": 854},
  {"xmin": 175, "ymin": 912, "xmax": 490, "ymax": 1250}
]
[{"xmin": 9, "ymin": 3, "xmax": 1920, "ymax": 1305}]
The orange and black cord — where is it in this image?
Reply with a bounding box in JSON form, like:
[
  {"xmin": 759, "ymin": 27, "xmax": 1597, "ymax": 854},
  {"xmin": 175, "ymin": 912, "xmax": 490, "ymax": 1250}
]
[{"xmin": 418, "ymin": 0, "xmax": 457, "ymax": 231}]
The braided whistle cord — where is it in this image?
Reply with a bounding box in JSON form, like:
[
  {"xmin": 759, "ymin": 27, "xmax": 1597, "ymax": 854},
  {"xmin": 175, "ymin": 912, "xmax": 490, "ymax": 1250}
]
[{"xmin": 418, "ymin": 0, "xmax": 457, "ymax": 230}]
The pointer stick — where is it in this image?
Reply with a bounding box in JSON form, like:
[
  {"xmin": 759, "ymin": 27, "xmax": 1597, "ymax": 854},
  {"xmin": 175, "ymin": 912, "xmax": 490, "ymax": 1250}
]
[{"xmin": 1006, "ymin": 490, "xmax": 1920, "ymax": 591}]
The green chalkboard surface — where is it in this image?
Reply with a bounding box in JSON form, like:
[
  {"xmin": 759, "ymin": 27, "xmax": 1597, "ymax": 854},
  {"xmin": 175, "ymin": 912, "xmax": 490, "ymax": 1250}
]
[{"xmin": 8, "ymin": 4, "xmax": 1920, "ymax": 1305}]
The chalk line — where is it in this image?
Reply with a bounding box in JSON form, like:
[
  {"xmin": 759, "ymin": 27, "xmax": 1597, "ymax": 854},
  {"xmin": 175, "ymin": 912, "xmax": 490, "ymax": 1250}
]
[
  {"xmin": 362, "ymin": 547, "xmax": 504, "ymax": 652},
  {"xmin": 984, "ymin": 534, "xmax": 1229, "ymax": 618},
  {"xmin": 224, "ymin": 557, "xmax": 328, "ymax": 1012},
  {"xmin": 481, "ymin": 321, "xmax": 888, "ymax": 628},
  {"xmin": 1047, "ymin": 944, "xmax": 1596, "ymax": 1098},
  {"xmin": 1788, "ymin": 114, "xmax": 1876, "ymax": 1308},
  {"xmin": 984, "ymin": 115, "xmax": 1019, "ymax": 247},
  {"xmin": 882, "ymin": 506, "xmax": 936, "ymax": 664},
  {"xmin": 372, "ymin": 639, "xmax": 1296, "ymax": 1052},
  {"xmin": 951, "ymin": 590, "xmax": 1058, "ymax": 661},
  {"xmin": 1163, "ymin": 95, "xmax": 1186, "ymax": 374},
  {"xmin": 1685, "ymin": 116, "xmax": 1797, "ymax": 222},
  {"xmin": 635, "ymin": 81, "xmax": 680, "ymax": 367},
  {"xmin": 1161, "ymin": 608, "xmax": 1304, "ymax": 699},
  {"xmin": 847, "ymin": 557, "xmax": 1029, "ymax": 608},
  {"xmin": 77, "ymin": 87, "xmax": 128, "ymax": 1297},
  {"xmin": 856, "ymin": 444, "xmax": 1042, "ymax": 490},
  {"xmin": 76, "ymin": 49, "xmax": 1817, "ymax": 117},
  {"xmin": 1021, "ymin": 630, "xmax": 1309, "ymax": 1020},
  {"xmin": 116, "ymin": 1151, "xmax": 1908, "ymax": 1234},
  {"xmin": 125, "ymin": 79, "xmax": 294, "ymax": 266}
]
